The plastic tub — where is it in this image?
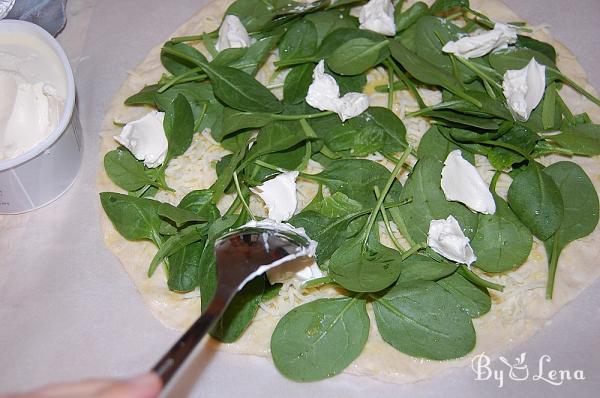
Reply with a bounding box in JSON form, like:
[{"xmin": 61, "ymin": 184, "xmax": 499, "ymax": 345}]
[{"xmin": 0, "ymin": 20, "xmax": 82, "ymax": 214}]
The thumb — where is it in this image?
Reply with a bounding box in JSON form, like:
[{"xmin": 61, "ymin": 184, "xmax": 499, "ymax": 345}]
[{"xmin": 96, "ymin": 373, "xmax": 162, "ymax": 398}]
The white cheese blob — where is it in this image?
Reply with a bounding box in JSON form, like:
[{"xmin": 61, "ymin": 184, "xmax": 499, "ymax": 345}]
[
  {"xmin": 0, "ymin": 32, "xmax": 66, "ymax": 161},
  {"xmin": 442, "ymin": 23, "xmax": 517, "ymax": 59},
  {"xmin": 427, "ymin": 215, "xmax": 477, "ymax": 266},
  {"xmin": 441, "ymin": 150, "xmax": 496, "ymax": 215},
  {"xmin": 359, "ymin": 0, "xmax": 396, "ymax": 36},
  {"xmin": 216, "ymin": 15, "xmax": 251, "ymax": 51},
  {"xmin": 502, "ymin": 57, "xmax": 546, "ymax": 121},
  {"xmin": 114, "ymin": 111, "xmax": 168, "ymax": 168},
  {"xmin": 267, "ymin": 258, "xmax": 325, "ymax": 284},
  {"xmin": 251, "ymin": 171, "xmax": 299, "ymax": 222},
  {"xmin": 306, "ymin": 60, "xmax": 369, "ymax": 121}
]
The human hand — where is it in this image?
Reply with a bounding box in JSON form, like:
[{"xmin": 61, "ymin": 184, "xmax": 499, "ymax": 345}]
[{"xmin": 3, "ymin": 373, "xmax": 162, "ymax": 398}]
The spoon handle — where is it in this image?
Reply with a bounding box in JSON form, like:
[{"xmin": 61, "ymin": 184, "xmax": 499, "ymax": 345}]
[{"xmin": 151, "ymin": 287, "xmax": 234, "ymax": 386}]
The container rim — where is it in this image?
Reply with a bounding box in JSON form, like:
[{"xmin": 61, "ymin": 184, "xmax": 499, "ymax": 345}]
[{"xmin": 0, "ymin": 20, "xmax": 76, "ymax": 171}]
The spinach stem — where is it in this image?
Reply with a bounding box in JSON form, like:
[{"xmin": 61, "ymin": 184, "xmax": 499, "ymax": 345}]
[
  {"xmin": 400, "ymin": 242, "xmax": 427, "ymax": 261},
  {"xmin": 481, "ymin": 140, "xmax": 531, "ymax": 159},
  {"xmin": 555, "ymin": 93, "xmax": 575, "ymax": 124},
  {"xmin": 233, "ymin": 171, "xmax": 255, "ymax": 221},
  {"xmin": 453, "ymin": 55, "xmax": 502, "ymax": 91},
  {"xmin": 272, "ymin": 111, "xmax": 333, "ymax": 121},
  {"xmin": 405, "ymin": 100, "xmax": 465, "ymax": 117},
  {"xmin": 387, "ymin": 61, "xmax": 395, "ymax": 110},
  {"xmin": 320, "ymin": 144, "xmax": 342, "ymax": 159},
  {"xmin": 546, "ymin": 233, "xmax": 561, "ymax": 299},
  {"xmin": 361, "ymin": 147, "xmax": 412, "ymax": 249},
  {"xmin": 388, "ymin": 206, "xmax": 416, "ymax": 247},
  {"xmin": 158, "ymin": 67, "xmax": 205, "ymax": 93},
  {"xmin": 555, "ymin": 70, "xmax": 600, "ymax": 108},
  {"xmin": 302, "ymin": 275, "xmax": 334, "ymax": 289},
  {"xmin": 386, "ymin": 59, "xmax": 426, "ymax": 109},
  {"xmin": 374, "ymin": 186, "xmax": 406, "ymax": 253},
  {"xmin": 299, "ymin": 118, "xmax": 319, "ymax": 138},
  {"xmin": 458, "ymin": 266, "xmax": 505, "ymax": 292},
  {"xmin": 225, "ymin": 196, "xmax": 242, "ymax": 216},
  {"xmin": 274, "ymin": 57, "xmax": 319, "ymax": 69}
]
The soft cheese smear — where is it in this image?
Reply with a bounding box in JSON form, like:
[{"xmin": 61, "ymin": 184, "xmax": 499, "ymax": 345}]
[
  {"xmin": 251, "ymin": 171, "xmax": 299, "ymax": 222},
  {"xmin": 216, "ymin": 15, "xmax": 251, "ymax": 51},
  {"xmin": 359, "ymin": 0, "xmax": 396, "ymax": 36},
  {"xmin": 441, "ymin": 150, "xmax": 496, "ymax": 214},
  {"xmin": 427, "ymin": 215, "xmax": 477, "ymax": 266},
  {"xmin": 0, "ymin": 32, "xmax": 66, "ymax": 161},
  {"xmin": 442, "ymin": 23, "xmax": 517, "ymax": 59},
  {"xmin": 237, "ymin": 219, "xmax": 323, "ymax": 286},
  {"xmin": 114, "ymin": 111, "xmax": 168, "ymax": 168},
  {"xmin": 306, "ymin": 60, "xmax": 369, "ymax": 121},
  {"xmin": 502, "ymin": 57, "xmax": 546, "ymax": 121}
]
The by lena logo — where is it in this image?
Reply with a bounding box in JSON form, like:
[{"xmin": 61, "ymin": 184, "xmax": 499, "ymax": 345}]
[{"xmin": 471, "ymin": 352, "xmax": 585, "ymax": 388}]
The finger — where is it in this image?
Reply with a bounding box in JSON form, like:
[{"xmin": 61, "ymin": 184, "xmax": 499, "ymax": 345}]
[
  {"xmin": 22, "ymin": 379, "xmax": 116, "ymax": 397},
  {"xmin": 96, "ymin": 373, "xmax": 162, "ymax": 398}
]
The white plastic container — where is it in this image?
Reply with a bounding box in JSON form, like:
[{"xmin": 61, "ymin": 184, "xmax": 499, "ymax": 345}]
[{"xmin": 0, "ymin": 20, "xmax": 82, "ymax": 214}]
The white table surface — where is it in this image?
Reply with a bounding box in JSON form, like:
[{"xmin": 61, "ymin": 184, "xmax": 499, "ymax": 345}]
[{"xmin": 1, "ymin": 1, "xmax": 599, "ymax": 397}]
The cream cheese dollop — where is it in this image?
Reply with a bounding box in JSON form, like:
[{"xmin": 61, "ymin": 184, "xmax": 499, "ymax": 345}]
[
  {"xmin": 114, "ymin": 111, "xmax": 168, "ymax": 168},
  {"xmin": 251, "ymin": 171, "xmax": 299, "ymax": 222},
  {"xmin": 427, "ymin": 215, "xmax": 477, "ymax": 267},
  {"xmin": 216, "ymin": 15, "xmax": 251, "ymax": 51},
  {"xmin": 442, "ymin": 23, "xmax": 517, "ymax": 59},
  {"xmin": 359, "ymin": 0, "xmax": 396, "ymax": 36},
  {"xmin": 502, "ymin": 57, "xmax": 546, "ymax": 121},
  {"xmin": 441, "ymin": 150, "xmax": 496, "ymax": 215},
  {"xmin": 306, "ymin": 60, "xmax": 369, "ymax": 121},
  {"xmin": 0, "ymin": 32, "xmax": 67, "ymax": 161}
]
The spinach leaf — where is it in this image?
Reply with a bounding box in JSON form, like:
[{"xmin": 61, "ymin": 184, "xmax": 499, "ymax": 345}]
[
  {"xmin": 219, "ymin": 108, "xmax": 274, "ymax": 140},
  {"xmin": 225, "ymin": 0, "xmax": 291, "ymax": 32},
  {"xmin": 248, "ymin": 142, "xmax": 310, "ymax": 182},
  {"xmin": 516, "ymin": 35, "xmax": 557, "ymax": 64},
  {"xmin": 396, "ymin": 253, "xmax": 457, "ymax": 283},
  {"xmin": 507, "ymin": 161, "xmax": 563, "ymax": 240},
  {"xmin": 100, "ymin": 192, "xmax": 162, "ymax": 243},
  {"xmin": 437, "ymin": 272, "xmax": 491, "ymax": 318},
  {"xmin": 279, "ymin": 19, "xmax": 318, "ymax": 62},
  {"xmin": 489, "ymin": 48, "xmax": 556, "ymax": 75},
  {"xmin": 283, "ymin": 63, "xmax": 314, "ymax": 104},
  {"xmin": 304, "ymin": 191, "xmax": 363, "ymax": 217},
  {"xmin": 313, "ymin": 159, "xmax": 403, "ymax": 206},
  {"xmin": 421, "ymin": 109, "xmax": 502, "ymax": 130},
  {"xmin": 103, "ymin": 149, "xmax": 158, "ymax": 192},
  {"xmin": 178, "ymin": 189, "xmax": 220, "ymax": 221},
  {"xmin": 395, "ymin": 2, "xmax": 428, "ymax": 33},
  {"xmin": 398, "ymin": 157, "xmax": 479, "ymax": 242},
  {"xmin": 158, "ymin": 202, "xmax": 207, "ymax": 227},
  {"xmin": 162, "ymin": 44, "xmax": 283, "ymax": 113},
  {"xmin": 546, "ymin": 122, "xmax": 600, "ymax": 156},
  {"xmin": 247, "ymin": 120, "xmax": 310, "ymax": 162},
  {"xmin": 148, "ymin": 224, "xmax": 208, "ymax": 276},
  {"xmin": 163, "ymin": 94, "xmax": 195, "ymax": 161},
  {"xmin": 430, "ymin": 0, "xmax": 470, "ymax": 14},
  {"xmin": 125, "ymin": 84, "xmax": 160, "ymax": 106},
  {"xmin": 167, "ymin": 240, "xmax": 205, "ymax": 292},
  {"xmin": 327, "ymin": 37, "xmax": 389, "ymax": 76},
  {"xmin": 161, "ymin": 42, "xmax": 208, "ymax": 75},
  {"xmin": 373, "ymin": 280, "xmax": 476, "ymax": 360},
  {"xmin": 289, "ymin": 210, "xmax": 363, "ymax": 263},
  {"xmin": 487, "ymin": 124, "xmax": 538, "ymax": 170},
  {"xmin": 212, "ymin": 276, "xmax": 265, "ymax": 342},
  {"xmin": 417, "ymin": 126, "xmax": 475, "ymax": 163},
  {"xmin": 544, "ymin": 161, "xmax": 599, "ymax": 298},
  {"xmin": 389, "ymin": 40, "xmax": 479, "ymax": 106},
  {"xmin": 304, "ymin": 9, "xmax": 358, "ymax": 45},
  {"xmin": 329, "ymin": 240, "xmax": 403, "ymax": 292},
  {"xmin": 471, "ymin": 192, "xmax": 533, "ymax": 272},
  {"xmin": 271, "ymin": 297, "xmax": 369, "ymax": 381},
  {"xmin": 221, "ymin": 33, "xmax": 281, "ymax": 76}
]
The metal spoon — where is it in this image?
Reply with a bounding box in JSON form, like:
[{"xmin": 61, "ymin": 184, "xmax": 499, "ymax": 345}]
[{"xmin": 151, "ymin": 223, "xmax": 314, "ymax": 387}]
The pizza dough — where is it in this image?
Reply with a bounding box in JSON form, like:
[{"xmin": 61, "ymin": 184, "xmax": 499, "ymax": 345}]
[{"xmin": 97, "ymin": 0, "xmax": 600, "ymax": 384}]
